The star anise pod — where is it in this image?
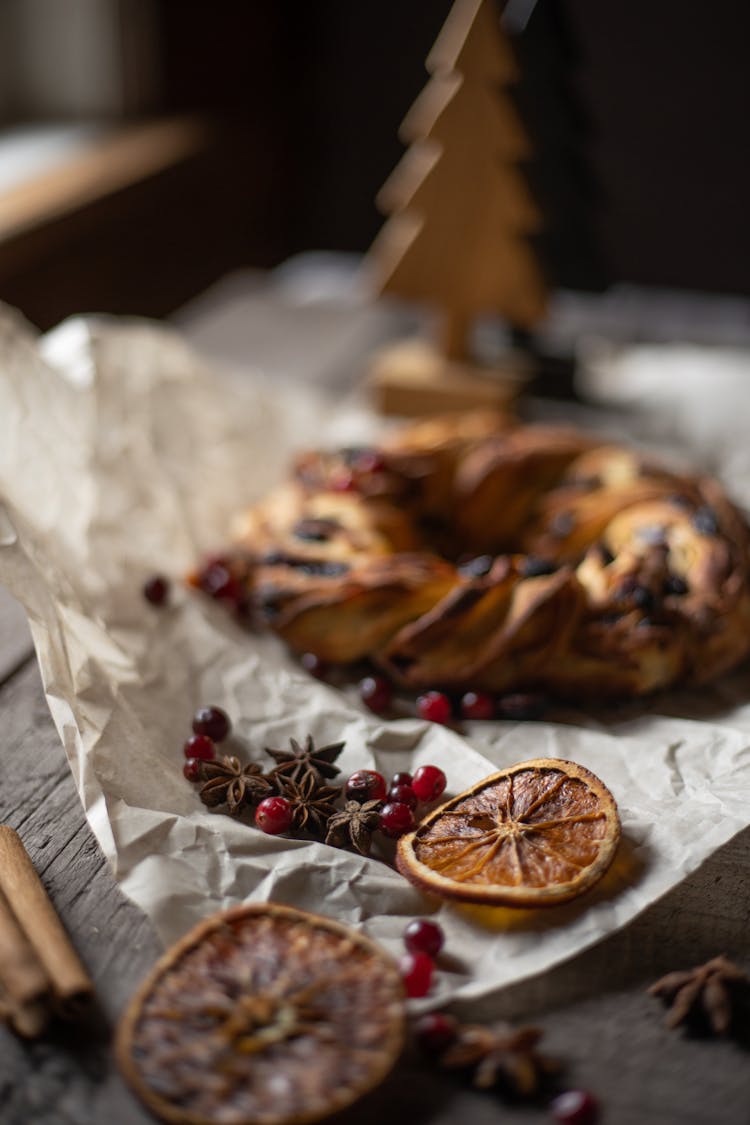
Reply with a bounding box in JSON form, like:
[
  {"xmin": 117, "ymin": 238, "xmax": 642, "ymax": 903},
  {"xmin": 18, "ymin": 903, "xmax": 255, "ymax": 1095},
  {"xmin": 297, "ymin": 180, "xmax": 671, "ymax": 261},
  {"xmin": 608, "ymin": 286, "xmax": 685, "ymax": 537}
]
[
  {"xmin": 199, "ymin": 757, "xmax": 273, "ymax": 816},
  {"xmin": 439, "ymin": 1022, "xmax": 559, "ymax": 1098},
  {"xmin": 276, "ymin": 772, "xmax": 341, "ymax": 838},
  {"xmin": 648, "ymin": 955, "xmax": 749, "ymax": 1035},
  {"xmin": 325, "ymin": 800, "xmax": 383, "ymax": 856},
  {"xmin": 264, "ymin": 734, "xmax": 345, "ymax": 790}
]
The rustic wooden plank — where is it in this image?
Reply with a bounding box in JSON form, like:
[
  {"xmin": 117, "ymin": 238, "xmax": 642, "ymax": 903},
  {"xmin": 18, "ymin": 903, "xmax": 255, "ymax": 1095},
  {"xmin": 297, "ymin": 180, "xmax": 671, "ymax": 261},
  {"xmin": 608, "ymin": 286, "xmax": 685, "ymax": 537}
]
[
  {"xmin": 0, "ymin": 660, "xmax": 159, "ymax": 1125},
  {"xmin": 5, "ymin": 267, "xmax": 750, "ymax": 1119},
  {"xmin": 1, "ymin": 655, "xmax": 750, "ymax": 1123},
  {"xmin": 0, "ymin": 118, "xmax": 208, "ymax": 249},
  {"xmin": 0, "ymin": 584, "xmax": 33, "ymax": 686}
]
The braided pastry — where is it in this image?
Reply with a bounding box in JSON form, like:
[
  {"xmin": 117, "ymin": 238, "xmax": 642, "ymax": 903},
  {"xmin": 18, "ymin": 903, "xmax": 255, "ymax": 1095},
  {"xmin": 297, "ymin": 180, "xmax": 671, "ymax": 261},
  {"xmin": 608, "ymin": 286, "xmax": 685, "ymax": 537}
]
[{"xmin": 220, "ymin": 412, "xmax": 750, "ymax": 701}]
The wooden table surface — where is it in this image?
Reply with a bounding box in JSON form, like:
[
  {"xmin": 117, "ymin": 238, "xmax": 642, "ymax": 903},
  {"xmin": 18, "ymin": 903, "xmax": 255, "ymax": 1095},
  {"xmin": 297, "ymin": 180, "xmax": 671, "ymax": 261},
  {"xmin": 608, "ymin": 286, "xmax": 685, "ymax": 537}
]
[{"xmin": 2, "ymin": 270, "xmax": 750, "ymax": 1125}]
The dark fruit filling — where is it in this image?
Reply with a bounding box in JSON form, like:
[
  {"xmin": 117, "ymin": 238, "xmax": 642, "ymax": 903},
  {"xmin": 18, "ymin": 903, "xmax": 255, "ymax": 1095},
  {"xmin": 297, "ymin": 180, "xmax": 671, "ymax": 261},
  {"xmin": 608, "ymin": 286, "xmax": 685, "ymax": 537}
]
[
  {"xmin": 457, "ymin": 554, "xmax": 494, "ymax": 579},
  {"xmin": 520, "ymin": 556, "xmax": 557, "ymax": 578}
]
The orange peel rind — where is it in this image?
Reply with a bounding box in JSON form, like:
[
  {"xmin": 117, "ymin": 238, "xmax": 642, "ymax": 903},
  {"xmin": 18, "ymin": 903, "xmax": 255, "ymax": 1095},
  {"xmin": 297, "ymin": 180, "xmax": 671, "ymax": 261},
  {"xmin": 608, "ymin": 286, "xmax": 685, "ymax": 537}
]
[
  {"xmin": 116, "ymin": 902, "xmax": 405, "ymax": 1125},
  {"xmin": 397, "ymin": 758, "xmax": 621, "ymax": 907}
]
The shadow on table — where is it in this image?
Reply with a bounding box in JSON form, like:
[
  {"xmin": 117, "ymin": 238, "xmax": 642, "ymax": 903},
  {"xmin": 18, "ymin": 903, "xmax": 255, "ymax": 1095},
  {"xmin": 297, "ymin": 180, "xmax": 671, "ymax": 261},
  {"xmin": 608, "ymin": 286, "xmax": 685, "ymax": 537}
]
[
  {"xmin": 458, "ymin": 820, "xmax": 750, "ymax": 1025},
  {"xmin": 451, "ymin": 831, "xmax": 646, "ymax": 938},
  {"xmin": 553, "ymin": 660, "xmax": 750, "ymax": 731}
]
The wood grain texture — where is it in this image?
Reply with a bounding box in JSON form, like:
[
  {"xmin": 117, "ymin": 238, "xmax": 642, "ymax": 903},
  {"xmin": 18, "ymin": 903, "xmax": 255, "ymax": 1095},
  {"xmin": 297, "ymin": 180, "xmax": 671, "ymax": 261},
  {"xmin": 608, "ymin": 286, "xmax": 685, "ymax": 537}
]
[
  {"xmin": 370, "ymin": 0, "xmax": 547, "ymax": 347},
  {"xmin": 0, "ymin": 659, "xmax": 159, "ymax": 1125},
  {"xmin": 0, "ymin": 119, "xmax": 209, "ymax": 246},
  {"xmin": 2, "ymin": 272, "xmax": 750, "ymax": 1122},
  {"xmin": 0, "ymin": 585, "xmax": 33, "ymax": 686},
  {"xmin": 0, "ymin": 641, "xmax": 749, "ymax": 1123}
]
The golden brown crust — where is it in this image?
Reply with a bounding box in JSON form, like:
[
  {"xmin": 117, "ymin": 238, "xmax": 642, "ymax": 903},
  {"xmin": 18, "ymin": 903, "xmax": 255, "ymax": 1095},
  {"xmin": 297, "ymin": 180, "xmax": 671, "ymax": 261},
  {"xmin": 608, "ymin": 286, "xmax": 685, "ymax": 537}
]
[
  {"xmin": 223, "ymin": 413, "xmax": 750, "ymax": 700},
  {"xmin": 116, "ymin": 903, "xmax": 405, "ymax": 1125}
]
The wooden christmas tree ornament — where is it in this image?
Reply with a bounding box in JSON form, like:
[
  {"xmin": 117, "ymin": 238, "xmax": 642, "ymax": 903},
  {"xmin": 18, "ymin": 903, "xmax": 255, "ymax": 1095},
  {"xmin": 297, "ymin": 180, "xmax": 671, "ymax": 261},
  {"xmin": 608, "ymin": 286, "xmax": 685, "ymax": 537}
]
[{"xmin": 364, "ymin": 0, "xmax": 548, "ymax": 416}]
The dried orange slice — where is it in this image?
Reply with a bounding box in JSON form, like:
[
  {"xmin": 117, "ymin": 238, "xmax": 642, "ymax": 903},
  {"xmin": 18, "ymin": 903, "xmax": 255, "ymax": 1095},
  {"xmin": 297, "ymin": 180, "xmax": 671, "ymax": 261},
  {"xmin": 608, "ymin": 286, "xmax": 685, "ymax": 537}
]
[
  {"xmin": 116, "ymin": 903, "xmax": 405, "ymax": 1125},
  {"xmin": 397, "ymin": 758, "xmax": 620, "ymax": 907}
]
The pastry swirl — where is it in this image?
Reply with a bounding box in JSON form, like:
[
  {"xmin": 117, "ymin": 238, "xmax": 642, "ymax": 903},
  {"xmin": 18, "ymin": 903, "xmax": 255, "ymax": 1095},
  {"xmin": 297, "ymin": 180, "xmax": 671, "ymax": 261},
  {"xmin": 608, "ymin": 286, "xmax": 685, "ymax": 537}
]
[{"xmin": 223, "ymin": 412, "xmax": 750, "ymax": 700}]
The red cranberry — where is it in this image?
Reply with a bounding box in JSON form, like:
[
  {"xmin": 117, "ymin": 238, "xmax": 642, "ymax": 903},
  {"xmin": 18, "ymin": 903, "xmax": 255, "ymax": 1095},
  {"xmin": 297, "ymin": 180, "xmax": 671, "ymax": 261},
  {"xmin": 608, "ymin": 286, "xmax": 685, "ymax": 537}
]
[
  {"xmin": 359, "ymin": 675, "xmax": 392, "ymax": 714},
  {"xmin": 416, "ymin": 691, "xmax": 452, "ymax": 725},
  {"xmin": 391, "ymin": 772, "xmax": 413, "ymax": 787},
  {"xmin": 411, "ymin": 765, "xmax": 447, "ymax": 803},
  {"xmin": 255, "ymin": 796, "xmax": 293, "ymax": 835},
  {"xmin": 300, "ymin": 651, "xmax": 327, "ymax": 679},
  {"xmin": 414, "ymin": 1011, "xmax": 458, "ymax": 1054},
  {"xmin": 182, "ymin": 758, "xmax": 203, "ymax": 782},
  {"xmin": 352, "ymin": 449, "xmax": 386, "ymax": 474},
  {"xmin": 192, "ymin": 706, "xmax": 231, "ymax": 743},
  {"xmin": 198, "ymin": 559, "xmax": 243, "ymax": 604},
  {"xmin": 331, "ymin": 471, "xmax": 356, "ymax": 492},
  {"xmin": 183, "ymin": 734, "xmax": 215, "ymax": 761},
  {"xmin": 399, "ymin": 951, "xmax": 434, "ymax": 998},
  {"xmin": 404, "ymin": 918, "xmax": 444, "ymax": 958},
  {"xmin": 460, "ymin": 690, "xmax": 494, "ymax": 721},
  {"xmin": 496, "ymin": 692, "xmax": 547, "ymax": 720},
  {"xmin": 143, "ymin": 574, "xmax": 170, "ymax": 606},
  {"xmin": 550, "ymin": 1090, "xmax": 599, "ymax": 1124},
  {"xmin": 388, "ymin": 783, "xmax": 417, "ymax": 809},
  {"xmin": 379, "ymin": 801, "xmax": 415, "ymax": 838},
  {"xmin": 345, "ymin": 769, "xmax": 387, "ymax": 803}
]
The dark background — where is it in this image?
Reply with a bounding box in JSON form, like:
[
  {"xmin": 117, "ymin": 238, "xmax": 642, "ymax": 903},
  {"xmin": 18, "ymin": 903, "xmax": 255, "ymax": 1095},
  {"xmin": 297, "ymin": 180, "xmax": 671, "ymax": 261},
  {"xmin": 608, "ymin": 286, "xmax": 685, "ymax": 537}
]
[{"xmin": 2, "ymin": 0, "xmax": 749, "ymax": 327}]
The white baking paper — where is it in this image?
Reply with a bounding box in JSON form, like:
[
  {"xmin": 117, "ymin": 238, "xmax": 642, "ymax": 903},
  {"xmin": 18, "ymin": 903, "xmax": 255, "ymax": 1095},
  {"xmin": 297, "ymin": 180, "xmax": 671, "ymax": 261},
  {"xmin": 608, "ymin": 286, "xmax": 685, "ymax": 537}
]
[{"xmin": 2, "ymin": 304, "xmax": 750, "ymax": 1013}]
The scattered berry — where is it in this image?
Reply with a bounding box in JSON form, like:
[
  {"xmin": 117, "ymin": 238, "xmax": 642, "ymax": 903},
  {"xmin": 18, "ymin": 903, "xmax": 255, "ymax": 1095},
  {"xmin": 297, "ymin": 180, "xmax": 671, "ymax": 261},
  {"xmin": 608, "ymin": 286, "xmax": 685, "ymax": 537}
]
[
  {"xmin": 399, "ymin": 951, "xmax": 434, "ymax": 998},
  {"xmin": 142, "ymin": 574, "xmax": 170, "ymax": 606},
  {"xmin": 301, "ymin": 651, "xmax": 327, "ymax": 679},
  {"xmin": 391, "ymin": 772, "xmax": 413, "ymax": 788},
  {"xmin": 460, "ymin": 690, "xmax": 494, "ymax": 721},
  {"xmin": 416, "ymin": 691, "xmax": 452, "ymax": 725},
  {"xmin": 182, "ymin": 758, "xmax": 203, "ymax": 782},
  {"xmin": 411, "ymin": 765, "xmax": 447, "ymax": 803},
  {"xmin": 379, "ymin": 801, "xmax": 415, "ymax": 838},
  {"xmin": 351, "ymin": 449, "xmax": 386, "ymax": 474},
  {"xmin": 345, "ymin": 769, "xmax": 387, "ymax": 804},
  {"xmin": 404, "ymin": 918, "xmax": 444, "ymax": 959},
  {"xmin": 192, "ymin": 706, "xmax": 231, "ymax": 743},
  {"xmin": 414, "ymin": 1011, "xmax": 458, "ymax": 1054},
  {"xmin": 550, "ymin": 1089, "xmax": 599, "ymax": 1124},
  {"xmin": 331, "ymin": 471, "xmax": 356, "ymax": 492},
  {"xmin": 388, "ymin": 783, "xmax": 417, "ymax": 809},
  {"xmin": 359, "ymin": 675, "xmax": 392, "ymax": 714},
  {"xmin": 198, "ymin": 559, "xmax": 243, "ymax": 605},
  {"xmin": 255, "ymin": 796, "xmax": 293, "ymax": 835},
  {"xmin": 496, "ymin": 692, "xmax": 547, "ymax": 720},
  {"xmin": 183, "ymin": 734, "xmax": 215, "ymax": 761}
]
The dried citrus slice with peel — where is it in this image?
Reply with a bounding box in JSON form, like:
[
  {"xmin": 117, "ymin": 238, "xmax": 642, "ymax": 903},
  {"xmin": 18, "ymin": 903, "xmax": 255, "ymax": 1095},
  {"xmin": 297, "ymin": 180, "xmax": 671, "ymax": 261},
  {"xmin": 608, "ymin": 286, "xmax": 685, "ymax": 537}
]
[
  {"xmin": 116, "ymin": 902, "xmax": 405, "ymax": 1125},
  {"xmin": 397, "ymin": 758, "xmax": 620, "ymax": 907}
]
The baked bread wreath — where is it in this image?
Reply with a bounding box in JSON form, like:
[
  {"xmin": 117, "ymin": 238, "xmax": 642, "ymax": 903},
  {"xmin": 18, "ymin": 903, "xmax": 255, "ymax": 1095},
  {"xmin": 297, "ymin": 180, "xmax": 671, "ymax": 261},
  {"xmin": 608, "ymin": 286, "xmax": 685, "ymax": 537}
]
[{"xmin": 201, "ymin": 411, "xmax": 750, "ymax": 701}]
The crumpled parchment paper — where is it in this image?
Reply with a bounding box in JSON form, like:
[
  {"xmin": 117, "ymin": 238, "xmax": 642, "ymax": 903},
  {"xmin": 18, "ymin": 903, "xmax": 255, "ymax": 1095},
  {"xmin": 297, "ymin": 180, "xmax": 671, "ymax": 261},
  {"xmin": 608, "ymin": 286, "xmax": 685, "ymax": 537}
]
[{"xmin": 2, "ymin": 304, "xmax": 750, "ymax": 1011}]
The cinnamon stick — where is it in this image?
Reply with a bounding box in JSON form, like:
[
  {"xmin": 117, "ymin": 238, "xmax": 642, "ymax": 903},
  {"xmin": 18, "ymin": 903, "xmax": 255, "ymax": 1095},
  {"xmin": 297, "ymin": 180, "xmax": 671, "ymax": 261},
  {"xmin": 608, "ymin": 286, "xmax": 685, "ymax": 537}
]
[
  {"xmin": 0, "ymin": 826, "xmax": 93, "ymax": 1018},
  {"xmin": 0, "ymin": 886, "xmax": 51, "ymax": 1037}
]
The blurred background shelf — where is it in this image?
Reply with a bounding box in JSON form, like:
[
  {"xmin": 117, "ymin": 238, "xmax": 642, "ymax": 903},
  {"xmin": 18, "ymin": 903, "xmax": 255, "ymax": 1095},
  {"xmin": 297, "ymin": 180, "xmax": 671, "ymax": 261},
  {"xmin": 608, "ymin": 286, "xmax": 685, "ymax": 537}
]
[
  {"xmin": 0, "ymin": 117, "xmax": 228, "ymax": 325},
  {"xmin": 1, "ymin": 0, "xmax": 748, "ymax": 338}
]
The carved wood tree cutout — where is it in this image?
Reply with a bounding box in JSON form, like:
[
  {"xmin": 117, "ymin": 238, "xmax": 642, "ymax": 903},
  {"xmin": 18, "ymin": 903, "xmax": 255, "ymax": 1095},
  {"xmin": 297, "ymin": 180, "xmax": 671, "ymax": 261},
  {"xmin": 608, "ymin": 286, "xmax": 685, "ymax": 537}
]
[{"xmin": 369, "ymin": 0, "xmax": 547, "ymax": 372}]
